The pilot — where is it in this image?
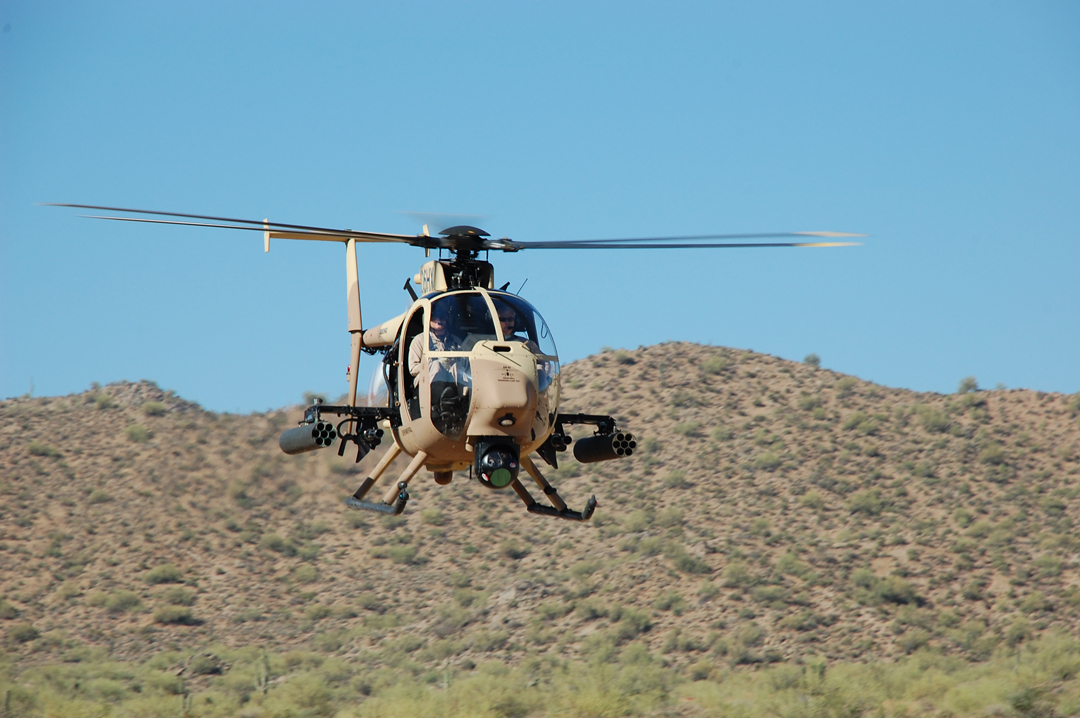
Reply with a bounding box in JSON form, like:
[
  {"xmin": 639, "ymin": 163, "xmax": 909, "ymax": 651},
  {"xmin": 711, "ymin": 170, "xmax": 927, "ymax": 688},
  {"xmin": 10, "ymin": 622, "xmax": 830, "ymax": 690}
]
[
  {"xmin": 496, "ymin": 303, "xmax": 538, "ymax": 352},
  {"xmin": 409, "ymin": 302, "xmax": 461, "ymax": 388}
]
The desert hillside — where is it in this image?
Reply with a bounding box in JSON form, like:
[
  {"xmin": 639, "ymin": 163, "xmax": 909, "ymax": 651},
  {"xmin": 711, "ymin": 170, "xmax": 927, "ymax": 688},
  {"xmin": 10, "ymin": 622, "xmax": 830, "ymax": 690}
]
[{"xmin": 2, "ymin": 343, "xmax": 1080, "ymax": 714}]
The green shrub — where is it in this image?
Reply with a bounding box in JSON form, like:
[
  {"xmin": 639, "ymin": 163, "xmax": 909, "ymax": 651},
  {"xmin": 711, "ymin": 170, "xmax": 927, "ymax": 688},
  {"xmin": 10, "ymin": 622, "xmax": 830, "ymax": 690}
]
[
  {"xmin": 537, "ymin": 602, "xmax": 573, "ymax": 621},
  {"xmin": 751, "ymin": 585, "xmax": 788, "ymax": 607},
  {"xmin": 878, "ymin": 576, "xmax": 921, "ymax": 605},
  {"xmin": 662, "ymin": 470, "xmax": 689, "ymax": 489},
  {"xmin": 847, "ymin": 489, "xmax": 884, "ymax": 516},
  {"xmin": 144, "ymin": 563, "xmax": 184, "ymax": 584},
  {"xmin": 670, "ymin": 391, "xmax": 702, "ymax": 408},
  {"xmin": 153, "ymin": 605, "xmax": 198, "ymax": 625},
  {"xmin": 126, "ymin": 424, "xmax": 151, "ymax": 443},
  {"xmin": 570, "ymin": 560, "xmax": 603, "ymax": 579},
  {"xmin": 145, "ymin": 670, "xmax": 185, "ymax": 695},
  {"xmin": 702, "ymin": 355, "xmax": 729, "ymax": 374},
  {"xmin": 898, "ymin": 629, "xmax": 930, "ymax": 653},
  {"xmin": 958, "ymin": 376, "xmax": 979, "ymax": 394},
  {"xmin": 420, "ymin": 508, "xmax": 447, "ymax": 526},
  {"xmin": 754, "ymin": 451, "xmax": 782, "ymax": 471},
  {"xmin": 611, "ymin": 606, "xmax": 653, "ymax": 641},
  {"xmin": 711, "ymin": 426, "xmax": 734, "ymax": 441},
  {"xmin": 1021, "ymin": 591, "xmax": 1049, "ymax": 614},
  {"xmin": 9, "ymin": 622, "xmax": 39, "ymax": 643},
  {"xmin": 775, "ymin": 552, "xmax": 812, "ymax": 578},
  {"xmin": 722, "ymin": 562, "xmax": 757, "ymax": 588},
  {"xmin": 1034, "ymin": 554, "xmax": 1063, "ymax": 577},
  {"xmin": 142, "ymin": 401, "xmax": 167, "ymax": 416},
  {"xmin": 961, "ymin": 579, "xmax": 986, "ymax": 601},
  {"xmin": 105, "ymin": 591, "xmax": 142, "ymax": 613},
  {"xmin": 851, "ymin": 567, "xmax": 876, "ymax": 589},
  {"xmin": 162, "ymin": 586, "xmax": 196, "ymax": 606},
  {"xmin": 188, "ymin": 654, "xmax": 225, "ymax": 675},
  {"xmin": 27, "ymin": 441, "xmax": 62, "ymax": 458},
  {"xmin": 666, "ymin": 545, "xmax": 711, "ymax": 574},
  {"xmin": 673, "ymin": 422, "xmax": 703, "ymax": 438},
  {"xmin": 622, "ymin": 510, "xmax": 652, "ymax": 532},
  {"xmin": 0, "ymin": 598, "xmax": 19, "ymax": 619},
  {"xmin": 835, "ymin": 377, "xmax": 858, "ymax": 398},
  {"xmin": 779, "ymin": 610, "xmax": 829, "ymax": 631},
  {"xmin": 294, "ymin": 564, "xmax": 319, "ymax": 583},
  {"xmin": 471, "ymin": 630, "xmax": 509, "ymax": 652},
  {"xmin": 841, "ymin": 412, "xmax": 878, "ymax": 435},
  {"xmin": 260, "ymin": 533, "xmax": 298, "ymax": 556},
  {"xmin": 344, "ymin": 512, "xmax": 369, "ymax": 530},
  {"xmin": 499, "ymin": 540, "xmax": 529, "ymax": 560},
  {"xmin": 917, "ymin": 407, "xmax": 951, "ymax": 433},
  {"xmin": 960, "ymin": 391, "xmax": 986, "ymax": 409},
  {"xmin": 389, "ymin": 545, "xmax": 421, "ymax": 565},
  {"xmin": 305, "ymin": 604, "xmax": 332, "ymax": 621},
  {"xmin": 574, "ymin": 599, "xmax": 607, "ymax": 621},
  {"xmin": 380, "ymin": 514, "xmax": 407, "ymax": 530},
  {"xmin": 654, "ymin": 591, "xmax": 688, "ymax": 615},
  {"xmin": 804, "ymin": 353, "xmax": 821, "ymax": 367},
  {"xmin": 979, "ymin": 443, "xmax": 1006, "ymax": 465},
  {"xmin": 655, "ymin": 507, "xmax": 684, "ymax": 528}
]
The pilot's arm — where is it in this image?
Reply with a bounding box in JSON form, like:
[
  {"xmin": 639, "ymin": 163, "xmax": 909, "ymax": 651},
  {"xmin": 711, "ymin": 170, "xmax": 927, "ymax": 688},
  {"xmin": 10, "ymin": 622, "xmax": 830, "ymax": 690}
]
[{"xmin": 408, "ymin": 333, "xmax": 425, "ymax": 387}]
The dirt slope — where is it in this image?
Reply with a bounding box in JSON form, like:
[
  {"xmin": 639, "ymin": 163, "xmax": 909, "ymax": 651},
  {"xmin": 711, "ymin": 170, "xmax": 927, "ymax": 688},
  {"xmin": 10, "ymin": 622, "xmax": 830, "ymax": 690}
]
[{"xmin": 2, "ymin": 343, "xmax": 1079, "ymax": 676}]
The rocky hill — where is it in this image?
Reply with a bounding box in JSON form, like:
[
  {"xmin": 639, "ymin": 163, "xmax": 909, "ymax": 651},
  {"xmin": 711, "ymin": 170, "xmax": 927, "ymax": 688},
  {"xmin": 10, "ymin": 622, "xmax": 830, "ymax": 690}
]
[{"xmin": 3, "ymin": 343, "xmax": 1080, "ymax": 682}]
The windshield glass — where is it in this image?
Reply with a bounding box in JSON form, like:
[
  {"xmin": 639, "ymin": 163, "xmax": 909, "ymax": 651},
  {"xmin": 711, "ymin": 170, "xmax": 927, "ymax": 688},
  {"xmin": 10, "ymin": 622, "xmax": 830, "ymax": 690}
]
[
  {"xmin": 490, "ymin": 294, "xmax": 558, "ymax": 357},
  {"xmin": 428, "ymin": 292, "xmax": 498, "ymax": 352}
]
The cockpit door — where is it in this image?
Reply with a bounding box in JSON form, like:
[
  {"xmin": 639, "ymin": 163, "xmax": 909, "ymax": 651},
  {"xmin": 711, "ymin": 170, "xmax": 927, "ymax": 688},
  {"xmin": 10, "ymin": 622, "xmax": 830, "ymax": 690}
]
[{"xmin": 400, "ymin": 305, "xmax": 426, "ymax": 422}]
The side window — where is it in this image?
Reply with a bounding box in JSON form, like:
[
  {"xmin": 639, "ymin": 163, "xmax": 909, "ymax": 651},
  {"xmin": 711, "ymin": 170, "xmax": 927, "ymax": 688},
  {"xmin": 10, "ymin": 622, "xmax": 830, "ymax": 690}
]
[
  {"xmin": 490, "ymin": 294, "xmax": 558, "ymax": 357},
  {"xmin": 492, "ymin": 297, "xmax": 532, "ymax": 344}
]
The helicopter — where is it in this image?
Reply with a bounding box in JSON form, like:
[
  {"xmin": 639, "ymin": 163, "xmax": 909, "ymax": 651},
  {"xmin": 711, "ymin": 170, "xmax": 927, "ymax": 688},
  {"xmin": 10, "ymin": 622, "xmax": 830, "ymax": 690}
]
[{"xmin": 49, "ymin": 204, "xmax": 861, "ymax": 521}]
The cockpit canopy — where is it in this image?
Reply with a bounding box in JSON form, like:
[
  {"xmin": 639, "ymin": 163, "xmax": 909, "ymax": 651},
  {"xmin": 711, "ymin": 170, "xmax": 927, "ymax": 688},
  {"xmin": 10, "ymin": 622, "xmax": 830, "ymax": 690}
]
[
  {"xmin": 367, "ymin": 289, "xmax": 560, "ymax": 413},
  {"xmin": 427, "ymin": 290, "xmax": 558, "ymax": 357}
]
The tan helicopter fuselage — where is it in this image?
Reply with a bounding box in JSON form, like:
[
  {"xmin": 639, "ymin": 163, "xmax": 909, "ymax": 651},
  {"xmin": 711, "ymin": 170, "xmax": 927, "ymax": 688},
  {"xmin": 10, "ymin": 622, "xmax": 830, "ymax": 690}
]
[
  {"xmin": 394, "ymin": 336, "xmax": 552, "ymax": 471},
  {"xmin": 361, "ymin": 261, "xmax": 560, "ymax": 477}
]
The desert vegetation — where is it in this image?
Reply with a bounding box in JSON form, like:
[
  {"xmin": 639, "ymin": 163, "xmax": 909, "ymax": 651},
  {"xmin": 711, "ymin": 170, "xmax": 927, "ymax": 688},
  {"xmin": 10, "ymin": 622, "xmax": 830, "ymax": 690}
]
[{"xmin": 2, "ymin": 343, "xmax": 1080, "ymax": 716}]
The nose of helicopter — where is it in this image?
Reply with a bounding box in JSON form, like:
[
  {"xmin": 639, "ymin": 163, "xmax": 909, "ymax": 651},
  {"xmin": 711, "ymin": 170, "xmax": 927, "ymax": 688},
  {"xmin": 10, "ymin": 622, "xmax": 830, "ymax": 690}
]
[{"xmin": 467, "ymin": 351, "xmax": 538, "ymax": 437}]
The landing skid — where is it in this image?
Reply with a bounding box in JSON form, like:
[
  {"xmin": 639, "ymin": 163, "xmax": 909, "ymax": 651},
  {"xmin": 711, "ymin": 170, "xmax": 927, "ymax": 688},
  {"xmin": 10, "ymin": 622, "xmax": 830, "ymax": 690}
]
[
  {"xmin": 344, "ymin": 482, "xmax": 409, "ymax": 515},
  {"xmin": 509, "ymin": 455, "xmax": 597, "ymax": 522}
]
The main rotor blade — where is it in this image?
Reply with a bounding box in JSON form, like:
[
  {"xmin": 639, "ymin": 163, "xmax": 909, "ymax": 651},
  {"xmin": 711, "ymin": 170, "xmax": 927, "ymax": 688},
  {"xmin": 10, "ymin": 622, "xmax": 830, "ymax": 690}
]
[
  {"xmin": 509, "ymin": 230, "xmax": 864, "ymax": 249},
  {"xmin": 76, "ymin": 215, "xmax": 423, "ymax": 244},
  {"xmin": 503, "ymin": 240, "xmax": 862, "ymax": 250},
  {"xmin": 48, "ymin": 203, "xmax": 863, "ymax": 253},
  {"xmin": 45, "ymin": 203, "xmax": 419, "ymax": 242}
]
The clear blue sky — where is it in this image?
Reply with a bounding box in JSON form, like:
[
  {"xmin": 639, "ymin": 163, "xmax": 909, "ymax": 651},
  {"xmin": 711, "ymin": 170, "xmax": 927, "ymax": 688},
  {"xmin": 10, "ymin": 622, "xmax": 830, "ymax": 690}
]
[{"xmin": 2, "ymin": 1, "xmax": 1078, "ymax": 413}]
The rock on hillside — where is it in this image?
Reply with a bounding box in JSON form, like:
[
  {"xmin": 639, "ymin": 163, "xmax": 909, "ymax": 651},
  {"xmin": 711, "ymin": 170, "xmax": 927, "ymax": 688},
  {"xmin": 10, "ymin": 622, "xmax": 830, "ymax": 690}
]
[{"xmin": 2, "ymin": 344, "xmax": 1079, "ymax": 676}]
